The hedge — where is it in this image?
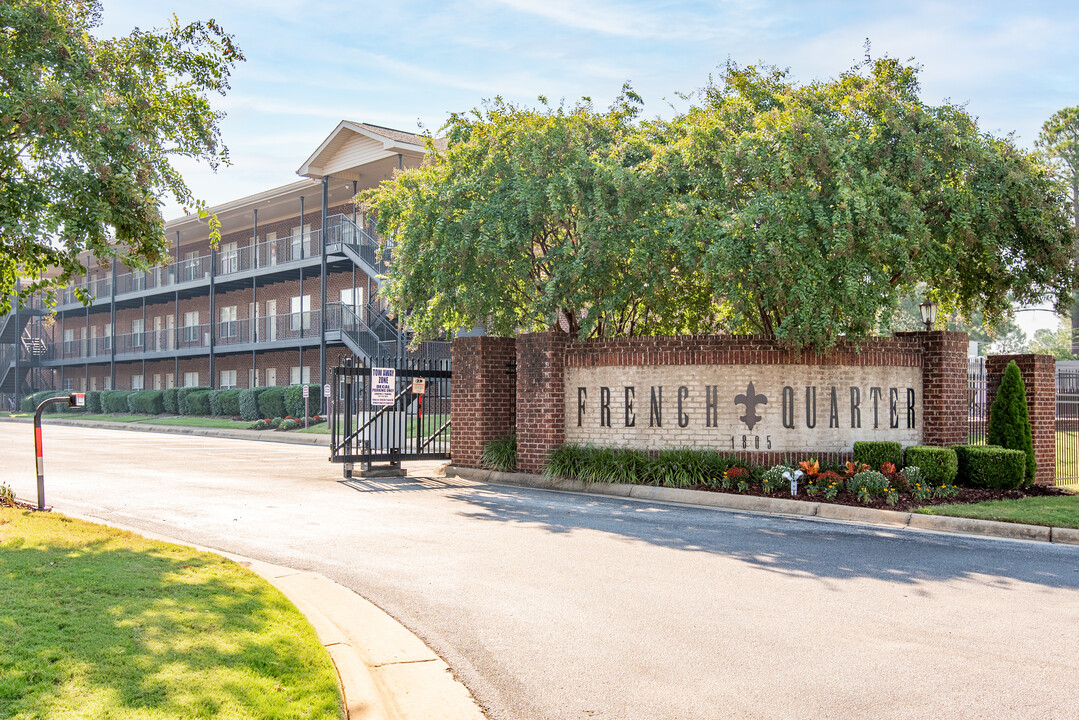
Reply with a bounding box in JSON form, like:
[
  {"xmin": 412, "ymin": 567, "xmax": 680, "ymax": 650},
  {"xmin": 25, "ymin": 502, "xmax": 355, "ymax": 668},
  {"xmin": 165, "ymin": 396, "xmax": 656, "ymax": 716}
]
[
  {"xmin": 257, "ymin": 386, "xmax": 286, "ymax": 418},
  {"xmin": 163, "ymin": 387, "xmax": 180, "ymax": 414},
  {"xmin": 183, "ymin": 390, "xmax": 212, "ymax": 416},
  {"xmin": 128, "ymin": 390, "xmax": 165, "ymax": 415},
  {"xmin": 285, "ymin": 384, "xmax": 321, "ymax": 418},
  {"xmin": 177, "ymin": 386, "xmax": 211, "ymax": 415},
  {"xmin": 84, "ymin": 390, "xmax": 103, "ymax": 414},
  {"xmin": 239, "ymin": 388, "xmax": 268, "ymax": 421},
  {"xmin": 903, "ymin": 446, "xmax": 958, "ymax": 485},
  {"xmin": 953, "ymin": 445, "xmax": 1027, "ymax": 489},
  {"xmin": 210, "ymin": 389, "xmax": 243, "ymax": 416},
  {"xmin": 102, "ymin": 390, "xmax": 133, "ymax": 414},
  {"xmin": 21, "ymin": 390, "xmax": 71, "ymax": 414},
  {"xmin": 852, "ymin": 441, "xmax": 903, "ymax": 470}
]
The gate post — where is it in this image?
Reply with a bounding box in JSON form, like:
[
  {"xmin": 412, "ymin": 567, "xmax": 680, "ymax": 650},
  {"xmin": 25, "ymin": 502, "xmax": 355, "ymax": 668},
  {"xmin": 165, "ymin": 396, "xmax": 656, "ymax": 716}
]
[
  {"xmin": 986, "ymin": 354, "xmax": 1056, "ymax": 485},
  {"xmin": 515, "ymin": 332, "xmax": 568, "ymax": 474},
  {"xmin": 450, "ymin": 337, "xmax": 517, "ymax": 469}
]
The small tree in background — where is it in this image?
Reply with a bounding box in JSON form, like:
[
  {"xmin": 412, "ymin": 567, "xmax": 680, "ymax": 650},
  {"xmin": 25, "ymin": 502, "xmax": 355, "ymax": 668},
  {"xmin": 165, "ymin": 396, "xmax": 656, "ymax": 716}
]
[{"xmin": 987, "ymin": 360, "xmax": 1036, "ymax": 486}]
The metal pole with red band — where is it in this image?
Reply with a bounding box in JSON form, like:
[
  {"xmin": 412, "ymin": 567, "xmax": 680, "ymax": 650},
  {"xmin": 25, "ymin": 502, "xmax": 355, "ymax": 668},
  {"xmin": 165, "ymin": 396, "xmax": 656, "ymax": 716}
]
[{"xmin": 32, "ymin": 393, "xmax": 84, "ymax": 510}]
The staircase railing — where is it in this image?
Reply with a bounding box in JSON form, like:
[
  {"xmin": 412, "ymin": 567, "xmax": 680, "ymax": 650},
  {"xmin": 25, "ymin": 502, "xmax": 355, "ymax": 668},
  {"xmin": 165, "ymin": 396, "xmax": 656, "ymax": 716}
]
[
  {"xmin": 324, "ymin": 214, "xmax": 391, "ymax": 280},
  {"xmin": 339, "ymin": 304, "xmax": 382, "ymax": 360}
]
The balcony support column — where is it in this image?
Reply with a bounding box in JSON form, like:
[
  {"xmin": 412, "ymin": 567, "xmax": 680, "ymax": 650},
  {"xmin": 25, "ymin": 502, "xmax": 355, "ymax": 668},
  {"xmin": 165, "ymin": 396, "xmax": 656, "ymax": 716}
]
[
  {"xmin": 141, "ymin": 296, "xmax": 146, "ymax": 382},
  {"xmin": 253, "ymin": 208, "xmax": 258, "ymax": 270},
  {"xmin": 109, "ymin": 261, "xmax": 116, "ymax": 390},
  {"xmin": 174, "ymin": 288, "xmax": 179, "ymax": 386},
  {"xmin": 320, "ymin": 176, "xmax": 328, "ymax": 390},
  {"xmin": 209, "ymin": 246, "xmax": 216, "ymax": 390},
  {"xmin": 14, "ymin": 277, "xmax": 21, "ymax": 397}
]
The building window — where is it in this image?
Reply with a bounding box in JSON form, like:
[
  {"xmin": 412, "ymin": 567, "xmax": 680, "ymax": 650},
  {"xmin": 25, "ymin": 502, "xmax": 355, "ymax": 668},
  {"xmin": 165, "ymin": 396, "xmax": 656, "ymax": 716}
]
[
  {"xmin": 220, "ymin": 369, "xmax": 237, "ymax": 390},
  {"xmin": 104, "ymin": 323, "xmax": 112, "ymax": 351},
  {"xmin": 183, "ymin": 372, "xmax": 199, "ymax": 387},
  {"xmin": 103, "ymin": 376, "xmax": 112, "ymax": 391},
  {"xmin": 131, "ymin": 375, "xmax": 144, "ymax": 391},
  {"xmin": 289, "ymin": 366, "xmax": 311, "ymax": 385},
  {"xmin": 290, "ymin": 295, "xmax": 311, "ymax": 332},
  {"xmin": 132, "ymin": 318, "xmax": 144, "ymax": 348},
  {"xmin": 219, "ymin": 242, "xmax": 239, "ymax": 274},
  {"xmin": 63, "ymin": 329, "xmax": 74, "ymax": 355},
  {"xmin": 290, "ymin": 224, "xmax": 312, "ymax": 260},
  {"xmin": 63, "ymin": 378, "xmax": 74, "ymax": 391},
  {"xmin": 183, "ymin": 250, "xmax": 201, "ymax": 282},
  {"xmin": 184, "ymin": 311, "xmax": 200, "ymax": 343},
  {"xmin": 220, "ymin": 305, "xmax": 238, "ymax": 338}
]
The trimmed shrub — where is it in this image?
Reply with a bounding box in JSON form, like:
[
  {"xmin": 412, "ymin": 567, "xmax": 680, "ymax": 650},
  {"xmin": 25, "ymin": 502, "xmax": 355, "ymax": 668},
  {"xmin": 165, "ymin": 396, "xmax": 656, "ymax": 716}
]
[
  {"xmin": 210, "ymin": 389, "xmax": 243, "ymax": 416},
  {"xmin": 102, "ymin": 390, "xmax": 133, "ymax": 414},
  {"xmin": 852, "ymin": 441, "xmax": 903, "ymax": 471},
  {"xmin": 183, "ymin": 390, "xmax": 212, "ymax": 416},
  {"xmin": 21, "ymin": 390, "xmax": 71, "ymax": 414},
  {"xmin": 177, "ymin": 386, "xmax": 211, "ymax": 415},
  {"xmin": 957, "ymin": 446, "xmax": 1027, "ymax": 489},
  {"xmin": 987, "ymin": 360, "xmax": 1036, "ymax": 486},
  {"xmin": 257, "ymin": 386, "xmax": 286, "ymax": 419},
  {"xmin": 903, "ymin": 446, "xmax": 957, "ymax": 485},
  {"xmin": 128, "ymin": 390, "xmax": 165, "ymax": 415},
  {"xmin": 163, "ymin": 387, "xmax": 180, "ymax": 414},
  {"xmin": 953, "ymin": 444, "xmax": 991, "ymax": 486},
  {"xmin": 284, "ymin": 384, "xmax": 322, "ymax": 418},
  {"xmin": 84, "ymin": 390, "xmax": 103, "ymax": 414},
  {"xmin": 239, "ymin": 387, "xmax": 268, "ymax": 421}
]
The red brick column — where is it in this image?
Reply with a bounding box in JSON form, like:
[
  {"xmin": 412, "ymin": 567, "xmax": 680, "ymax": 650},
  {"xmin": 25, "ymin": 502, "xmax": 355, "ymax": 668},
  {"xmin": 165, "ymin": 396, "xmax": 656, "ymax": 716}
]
[
  {"xmin": 450, "ymin": 337, "xmax": 517, "ymax": 469},
  {"xmin": 516, "ymin": 331, "xmax": 569, "ymax": 473},
  {"xmin": 915, "ymin": 331, "xmax": 969, "ymax": 447},
  {"xmin": 986, "ymin": 354, "xmax": 1055, "ymax": 485}
]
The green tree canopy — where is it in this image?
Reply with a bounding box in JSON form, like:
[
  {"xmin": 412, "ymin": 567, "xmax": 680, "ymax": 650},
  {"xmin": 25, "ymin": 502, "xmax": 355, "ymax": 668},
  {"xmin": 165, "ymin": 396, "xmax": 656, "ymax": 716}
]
[
  {"xmin": 653, "ymin": 59, "xmax": 1076, "ymax": 348},
  {"xmin": 363, "ymin": 92, "xmax": 719, "ymax": 340},
  {"xmin": 1037, "ymin": 105, "xmax": 1079, "ymax": 228},
  {"xmin": 366, "ymin": 58, "xmax": 1076, "ymax": 349},
  {"xmin": 0, "ymin": 0, "xmax": 243, "ymax": 314}
]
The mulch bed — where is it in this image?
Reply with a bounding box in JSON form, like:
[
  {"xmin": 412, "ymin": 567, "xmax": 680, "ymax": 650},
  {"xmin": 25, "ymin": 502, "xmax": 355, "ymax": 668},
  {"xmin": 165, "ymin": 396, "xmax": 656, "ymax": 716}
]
[{"xmin": 684, "ymin": 481, "xmax": 1071, "ymax": 513}]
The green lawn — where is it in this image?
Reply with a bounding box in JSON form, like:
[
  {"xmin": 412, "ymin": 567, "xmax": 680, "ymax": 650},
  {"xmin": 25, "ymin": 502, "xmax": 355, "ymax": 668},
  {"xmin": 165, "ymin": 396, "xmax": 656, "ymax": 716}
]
[
  {"xmin": 0, "ymin": 508, "xmax": 343, "ymax": 719},
  {"xmin": 49, "ymin": 413, "xmax": 149, "ymax": 423},
  {"xmin": 138, "ymin": 416, "xmax": 254, "ymax": 430},
  {"xmin": 915, "ymin": 494, "xmax": 1079, "ymax": 528}
]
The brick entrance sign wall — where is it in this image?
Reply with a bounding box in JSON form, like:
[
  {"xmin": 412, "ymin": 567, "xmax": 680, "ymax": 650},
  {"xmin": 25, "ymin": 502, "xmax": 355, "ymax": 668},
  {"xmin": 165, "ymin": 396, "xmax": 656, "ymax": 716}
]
[{"xmin": 452, "ymin": 331, "xmax": 975, "ymax": 475}]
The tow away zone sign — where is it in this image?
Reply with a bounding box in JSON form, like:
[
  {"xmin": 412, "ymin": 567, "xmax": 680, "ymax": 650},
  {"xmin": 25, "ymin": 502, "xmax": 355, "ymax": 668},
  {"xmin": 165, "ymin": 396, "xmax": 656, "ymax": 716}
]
[{"xmin": 372, "ymin": 367, "xmax": 396, "ymax": 406}]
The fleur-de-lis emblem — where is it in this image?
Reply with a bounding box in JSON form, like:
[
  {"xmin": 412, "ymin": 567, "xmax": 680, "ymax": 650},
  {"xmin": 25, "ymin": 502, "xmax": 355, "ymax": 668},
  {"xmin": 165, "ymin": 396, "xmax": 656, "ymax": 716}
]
[{"xmin": 734, "ymin": 382, "xmax": 767, "ymax": 431}]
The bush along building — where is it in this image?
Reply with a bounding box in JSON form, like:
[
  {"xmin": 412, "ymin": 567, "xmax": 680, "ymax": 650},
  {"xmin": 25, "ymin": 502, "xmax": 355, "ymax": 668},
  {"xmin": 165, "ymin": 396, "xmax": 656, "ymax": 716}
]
[{"xmin": 1, "ymin": 121, "xmax": 448, "ymax": 408}]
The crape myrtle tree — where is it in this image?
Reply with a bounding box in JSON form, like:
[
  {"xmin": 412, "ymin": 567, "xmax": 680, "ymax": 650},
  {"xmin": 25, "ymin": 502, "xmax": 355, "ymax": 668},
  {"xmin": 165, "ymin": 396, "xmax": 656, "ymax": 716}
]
[
  {"xmin": 651, "ymin": 58, "xmax": 1076, "ymax": 348},
  {"xmin": 1036, "ymin": 106, "xmax": 1079, "ymax": 352},
  {"xmin": 365, "ymin": 58, "xmax": 1075, "ymax": 350},
  {"xmin": 362, "ymin": 92, "xmax": 721, "ymax": 340},
  {"xmin": 0, "ymin": 0, "xmax": 243, "ymax": 314}
]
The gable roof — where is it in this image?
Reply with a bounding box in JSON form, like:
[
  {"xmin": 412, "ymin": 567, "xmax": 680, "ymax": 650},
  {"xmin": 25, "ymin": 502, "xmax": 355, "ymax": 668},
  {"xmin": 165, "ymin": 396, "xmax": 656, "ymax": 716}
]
[{"xmin": 296, "ymin": 120, "xmax": 442, "ymax": 180}]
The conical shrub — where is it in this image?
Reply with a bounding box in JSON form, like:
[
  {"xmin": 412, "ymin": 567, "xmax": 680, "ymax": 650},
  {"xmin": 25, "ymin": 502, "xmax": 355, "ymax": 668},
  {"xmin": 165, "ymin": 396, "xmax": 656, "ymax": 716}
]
[{"xmin": 987, "ymin": 360, "xmax": 1035, "ymax": 486}]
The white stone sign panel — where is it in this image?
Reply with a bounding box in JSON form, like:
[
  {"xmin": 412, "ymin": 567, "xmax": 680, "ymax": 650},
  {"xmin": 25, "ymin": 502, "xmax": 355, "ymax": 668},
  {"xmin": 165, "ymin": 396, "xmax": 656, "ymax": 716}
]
[{"xmin": 564, "ymin": 364, "xmax": 923, "ymax": 452}]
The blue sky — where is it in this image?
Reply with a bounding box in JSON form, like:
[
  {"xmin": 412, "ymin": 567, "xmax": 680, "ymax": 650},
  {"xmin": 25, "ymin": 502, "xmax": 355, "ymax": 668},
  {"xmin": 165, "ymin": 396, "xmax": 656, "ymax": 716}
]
[{"xmin": 99, "ymin": 0, "xmax": 1078, "ymax": 337}]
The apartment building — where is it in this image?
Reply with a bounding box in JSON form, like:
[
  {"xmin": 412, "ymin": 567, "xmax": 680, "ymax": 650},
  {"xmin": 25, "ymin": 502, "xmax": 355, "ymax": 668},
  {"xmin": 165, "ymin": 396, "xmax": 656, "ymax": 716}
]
[{"xmin": 1, "ymin": 121, "xmax": 446, "ymax": 404}]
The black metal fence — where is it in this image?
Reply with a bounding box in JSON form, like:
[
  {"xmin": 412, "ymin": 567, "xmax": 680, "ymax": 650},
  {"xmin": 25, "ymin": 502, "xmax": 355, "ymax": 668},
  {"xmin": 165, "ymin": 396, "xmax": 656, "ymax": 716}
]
[
  {"xmin": 967, "ymin": 357, "xmax": 988, "ymax": 446},
  {"xmin": 329, "ymin": 356, "xmax": 452, "ymax": 473},
  {"xmin": 1056, "ymin": 369, "xmax": 1079, "ymax": 489}
]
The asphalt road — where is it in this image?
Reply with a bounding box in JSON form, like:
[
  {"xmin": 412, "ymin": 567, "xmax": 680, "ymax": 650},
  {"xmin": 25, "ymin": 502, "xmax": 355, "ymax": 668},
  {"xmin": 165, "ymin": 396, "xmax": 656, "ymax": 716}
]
[{"xmin": 3, "ymin": 422, "xmax": 1079, "ymax": 720}]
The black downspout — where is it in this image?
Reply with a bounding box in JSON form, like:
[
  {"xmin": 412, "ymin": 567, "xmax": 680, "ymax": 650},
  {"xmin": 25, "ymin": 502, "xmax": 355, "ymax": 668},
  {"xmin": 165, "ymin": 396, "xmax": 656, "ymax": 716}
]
[{"xmin": 320, "ymin": 176, "xmax": 328, "ymax": 390}]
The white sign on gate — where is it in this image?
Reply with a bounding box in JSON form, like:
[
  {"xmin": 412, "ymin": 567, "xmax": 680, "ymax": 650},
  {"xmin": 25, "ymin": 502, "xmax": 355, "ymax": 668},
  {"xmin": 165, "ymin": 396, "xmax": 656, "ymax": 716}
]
[{"xmin": 371, "ymin": 367, "xmax": 396, "ymax": 406}]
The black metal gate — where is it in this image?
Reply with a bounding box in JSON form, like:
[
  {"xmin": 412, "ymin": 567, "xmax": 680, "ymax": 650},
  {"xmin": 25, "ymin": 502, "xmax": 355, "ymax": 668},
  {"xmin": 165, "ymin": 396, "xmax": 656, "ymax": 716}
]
[
  {"xmin": 1056, "ymin": 367, "xmax": 1079, "ymax": 489},
  {"xmin": 329, "ymin": 357, "xmax": 451, "ymax": 476}
]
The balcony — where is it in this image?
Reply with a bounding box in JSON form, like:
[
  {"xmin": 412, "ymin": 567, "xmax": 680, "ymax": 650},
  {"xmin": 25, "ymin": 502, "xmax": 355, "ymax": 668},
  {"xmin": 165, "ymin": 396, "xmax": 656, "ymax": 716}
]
[{"xmin": 55, "ymin": 229, "xmax": 328, "ymax": 308}]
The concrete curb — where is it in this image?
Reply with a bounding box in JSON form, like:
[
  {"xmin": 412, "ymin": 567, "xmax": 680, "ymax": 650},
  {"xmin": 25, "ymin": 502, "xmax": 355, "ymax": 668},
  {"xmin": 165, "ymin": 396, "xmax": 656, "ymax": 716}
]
[
  {"xmin": 445, "ymin": 465, "xmax": 1079, "ymax": 547},
  {"xmin": 55, "ymin": 511, "xmax": 485, "ymax": 720},
  {"xmin": 0, "ymin": 415, "xmax": 330, "ymax": 446}
]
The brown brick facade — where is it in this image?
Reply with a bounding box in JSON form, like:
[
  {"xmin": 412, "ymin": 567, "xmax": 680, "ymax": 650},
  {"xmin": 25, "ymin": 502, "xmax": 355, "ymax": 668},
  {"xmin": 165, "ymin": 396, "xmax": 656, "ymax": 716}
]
[
  {"xmin": 450, "ymin": 337, "xmax": 517, "ymax": 468},
  {"xmin": 986, "ymin": 354, "xmax": 1055, "ymax": 485},
  {"xmin": 453, "ymin": 331, "xmax": 978, "ymax": 475}
]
